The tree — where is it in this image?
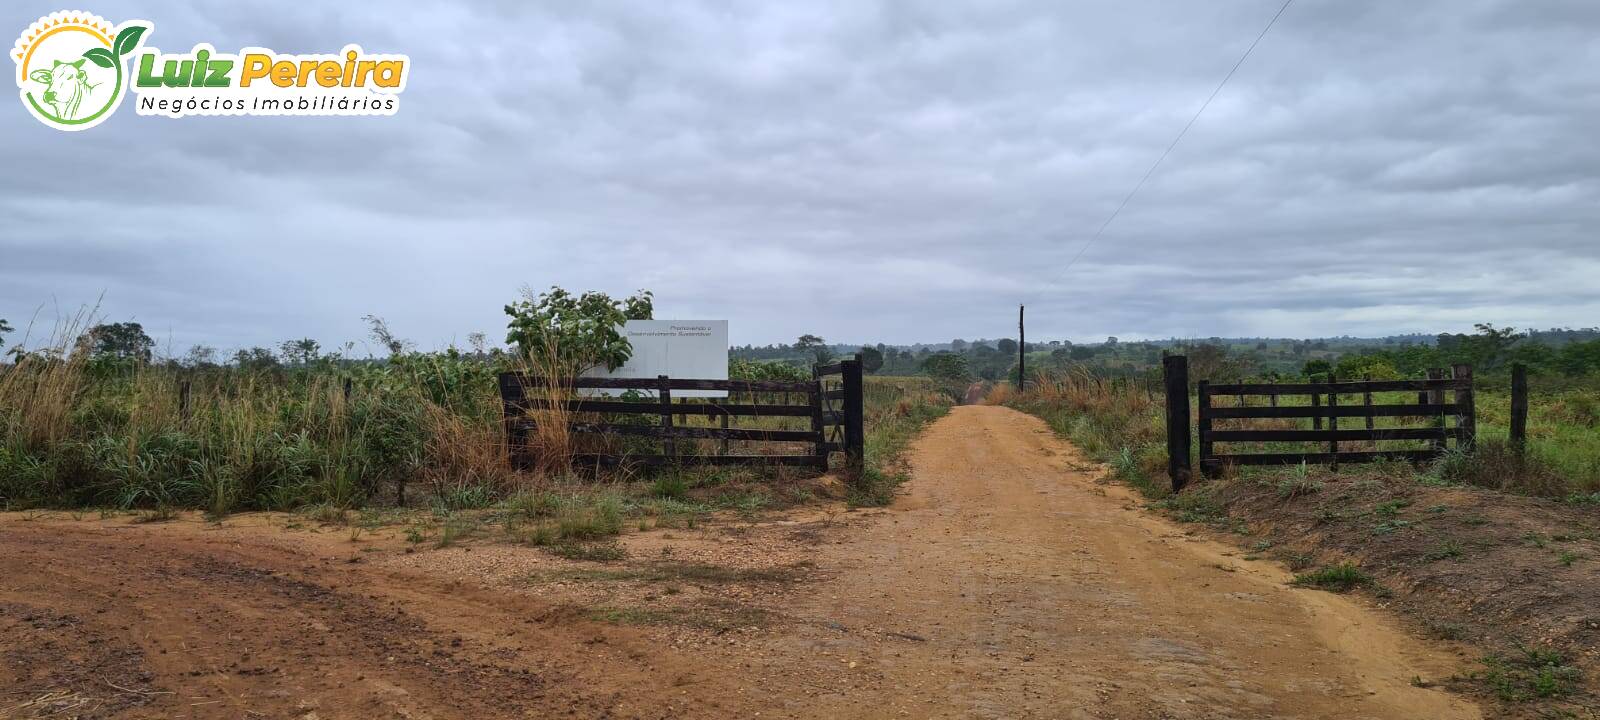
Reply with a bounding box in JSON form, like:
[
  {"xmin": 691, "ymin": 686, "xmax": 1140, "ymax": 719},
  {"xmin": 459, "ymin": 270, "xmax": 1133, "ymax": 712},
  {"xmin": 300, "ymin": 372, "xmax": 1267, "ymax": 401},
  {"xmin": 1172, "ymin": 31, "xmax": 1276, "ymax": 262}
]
[
  {"xmin": 182, "ymin": 344, "xmax": 218, "ymax": 368},
  {"xmin": 950, "ymin": 339, "xmax": 968, "ymax": 351},
  {"xmin": 1186, "ymin": 343, "xmax": 1236, "ymax": 380},
  {"xmin": 79, "ymin": 322, "xmax": 154, "ymax": 362},
  {"xmin": 996, "ymin": 338, "xmax": 1018, "ymax": 355},
  {"xmin": 1556, "ymin": 339, "xmax": 1600, "ymax": 376},
  {"xmin": 1334, "ymin": 354, "xmax": 1399, "ymax": 380},
  {"xmin": 363, "ymin": 315, "xmax": 410, "ymax": 357},
  {"xmin": 232, "ymin": 347, "xmax": 280, "ymax": 371},
  {"xmin": 0, "ymin": 318, "xmax": 11, "ymax": 345},
  {"xmin": 921, "ymin": 352, "xmax": 971, "ymax": 382},
  {"xmin": 280, "ymin": 338, "xmax": 321, "ymax": 366},
  {"xmin": 504, "ymin": 287, "xmax": 653, "ymax": 372},
  {"xmin": 1301, "ymin": 359, "xmax": 1332, "ymax": 379},
  {"xmin": 859, "ymin": 346, "xmax": 884, "ymax": 374},
  {"xmin": 794, "ymin": 334, "xmax": 833, "ymax": 364},
  {"xmin": 1439, "ymin": 323, "xmax": 1525, "ymax": 370}
]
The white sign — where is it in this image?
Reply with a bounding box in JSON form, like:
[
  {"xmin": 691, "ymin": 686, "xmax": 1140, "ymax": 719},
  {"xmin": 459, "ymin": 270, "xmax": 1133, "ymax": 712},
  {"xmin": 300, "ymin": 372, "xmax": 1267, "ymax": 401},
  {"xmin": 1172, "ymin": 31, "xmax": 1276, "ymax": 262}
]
[{"xmin": 583, "ymin": 320, "xmax": 729, "ymax": 397}]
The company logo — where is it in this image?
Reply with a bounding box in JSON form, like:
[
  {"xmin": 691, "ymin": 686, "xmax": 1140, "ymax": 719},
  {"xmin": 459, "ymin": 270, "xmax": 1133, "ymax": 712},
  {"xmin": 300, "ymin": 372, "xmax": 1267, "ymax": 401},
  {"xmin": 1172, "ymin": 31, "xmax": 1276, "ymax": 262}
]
[
  {"xmin": 13, "ymin": 10, "xmax": 410, "ymax": 132},
  {"xmin": 12, "ymin": 12, "xmax": 147, "ymax": 131}
]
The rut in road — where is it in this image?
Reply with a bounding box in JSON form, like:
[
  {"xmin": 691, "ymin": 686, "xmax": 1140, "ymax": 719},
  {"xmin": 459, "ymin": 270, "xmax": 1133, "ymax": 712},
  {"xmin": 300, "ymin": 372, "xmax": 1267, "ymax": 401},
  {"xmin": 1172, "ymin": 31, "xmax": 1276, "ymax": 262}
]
[{"xmin": 747, "ymin": 405, "xmax": 1482, "ymax": 719}]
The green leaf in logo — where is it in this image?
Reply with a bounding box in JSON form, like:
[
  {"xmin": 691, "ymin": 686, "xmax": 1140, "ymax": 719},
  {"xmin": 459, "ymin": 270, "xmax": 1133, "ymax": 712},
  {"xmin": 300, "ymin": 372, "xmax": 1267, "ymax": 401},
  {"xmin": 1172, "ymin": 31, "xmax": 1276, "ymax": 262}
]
[
  {"xmin": 113, "ymin": 26, "xmax": 147, "ymax": 57},
  {"xmin": 83, "ymin": 47, "xmax": 116, "ymax": 69}
]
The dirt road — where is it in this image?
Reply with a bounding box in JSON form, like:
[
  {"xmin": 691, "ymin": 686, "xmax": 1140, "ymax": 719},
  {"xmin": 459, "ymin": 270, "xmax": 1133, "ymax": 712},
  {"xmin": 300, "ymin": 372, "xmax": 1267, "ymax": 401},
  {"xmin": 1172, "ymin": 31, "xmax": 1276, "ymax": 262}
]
[
  {"xmin": 0, "ymin": 406, "xmax": 1481, "ymax": 719},
  {"xmin": 744, "ymin": 405, "xmax": 1483, "ymax": 719}
]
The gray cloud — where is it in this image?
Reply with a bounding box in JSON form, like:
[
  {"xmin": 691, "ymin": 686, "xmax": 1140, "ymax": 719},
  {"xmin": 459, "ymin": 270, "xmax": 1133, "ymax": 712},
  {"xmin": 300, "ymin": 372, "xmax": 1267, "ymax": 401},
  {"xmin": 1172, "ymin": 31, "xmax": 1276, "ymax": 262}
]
[{"xmin": 2, "ymin": 0, "xmax": 1597, "ymax": 355}]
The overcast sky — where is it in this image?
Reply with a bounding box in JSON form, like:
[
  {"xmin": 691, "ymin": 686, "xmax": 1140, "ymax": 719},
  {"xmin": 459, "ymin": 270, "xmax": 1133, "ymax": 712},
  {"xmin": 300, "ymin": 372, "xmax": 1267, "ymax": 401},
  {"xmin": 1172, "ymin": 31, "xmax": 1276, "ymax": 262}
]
[{"xmin": 3, "ymin": 1, "xmax": 1598, "ymax": 355}]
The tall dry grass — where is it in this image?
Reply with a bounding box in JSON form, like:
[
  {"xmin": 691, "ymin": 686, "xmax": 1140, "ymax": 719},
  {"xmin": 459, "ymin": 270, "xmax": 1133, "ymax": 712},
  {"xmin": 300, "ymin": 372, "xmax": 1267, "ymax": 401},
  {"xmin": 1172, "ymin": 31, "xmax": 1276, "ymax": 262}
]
[
  {"xmin": 1001, "ymin": 368, "xmax": 1171, "ymax": 497},
  {"xmin": 0, "ymin": 314, "xmax": 533, "ymax": 511}
]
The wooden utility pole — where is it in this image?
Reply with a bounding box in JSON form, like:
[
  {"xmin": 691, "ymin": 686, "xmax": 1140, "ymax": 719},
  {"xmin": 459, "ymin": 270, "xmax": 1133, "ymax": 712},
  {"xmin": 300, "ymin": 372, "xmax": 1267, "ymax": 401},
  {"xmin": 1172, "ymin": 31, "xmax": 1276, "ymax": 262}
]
[{"xmin": 1017, "ymin": 304, "xmax": 1026, "ymax": 390}]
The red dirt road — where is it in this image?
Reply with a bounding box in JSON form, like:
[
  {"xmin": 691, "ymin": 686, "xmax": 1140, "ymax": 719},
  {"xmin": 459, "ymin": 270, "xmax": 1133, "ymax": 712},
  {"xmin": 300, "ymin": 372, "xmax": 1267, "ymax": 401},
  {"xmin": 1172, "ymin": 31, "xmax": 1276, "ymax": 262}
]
[{"xmin": 0, "ymin": 406, "xmax": 1483, "ymax": 718}]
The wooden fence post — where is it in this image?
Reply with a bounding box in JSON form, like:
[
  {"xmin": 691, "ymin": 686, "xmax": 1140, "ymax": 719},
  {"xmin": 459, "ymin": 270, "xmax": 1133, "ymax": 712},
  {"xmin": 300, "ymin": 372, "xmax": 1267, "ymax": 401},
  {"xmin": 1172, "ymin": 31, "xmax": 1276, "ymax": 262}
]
[
  {"xmin": 1162, "ymin": 355, "xmax": 1192, "ymax": 491},
  {"xmin": 658, "ymin": 375, "xmax": 675, "ymax": 459},
  {"xmin": 842, "ymin": 354, "xmax": 865, "ymax": 477},
  {"xmin": 1327, "ymin": 373, "xmax": 1339, "ymax": 464},
  {"xmin": 1197, "ymin": 380, "xmax": 1214, "ymax": 479},
  {"xmin": 810, "ymin": 365, "xmax": 828, "ymax": 469},
  {"xmin": 497, "ymin": 373, "xmax": 526, "ymax": 471},
  {"xmin": 1363, "ymin": 374, "xmax": 1375, "ymax": 432},
  {"xmin": 1427, "ymin": 368, "xmax": 1445, "ymax": 453},
  {"xmin": 1452, "ymin": 364, "xmax": 1475, "ymax": 452},
  {"xmin": 1510, "ymin": 363, "xmax": 1528, "ymax": 455},
  {"xmin": 179, "ymin": 379, "xmax": 192, "ymax": 423}
]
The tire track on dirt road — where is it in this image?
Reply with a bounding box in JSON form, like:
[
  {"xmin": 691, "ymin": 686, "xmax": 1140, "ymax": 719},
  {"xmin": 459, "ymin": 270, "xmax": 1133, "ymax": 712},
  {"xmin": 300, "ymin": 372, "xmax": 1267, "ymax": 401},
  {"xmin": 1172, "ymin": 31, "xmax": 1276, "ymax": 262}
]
[
  {"xmin": 752, "ymin": 405, "xmax": 1481, "ymax": 719},
  {"xmin": 0, "ymin": 523, "xmax": 753, "ymax": 719}
]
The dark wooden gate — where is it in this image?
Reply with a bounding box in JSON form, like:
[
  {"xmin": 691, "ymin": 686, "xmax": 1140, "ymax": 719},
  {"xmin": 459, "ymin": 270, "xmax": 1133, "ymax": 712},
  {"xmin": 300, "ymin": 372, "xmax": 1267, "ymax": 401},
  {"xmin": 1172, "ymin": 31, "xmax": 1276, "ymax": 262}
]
[
  {"xmin": 498, "ymin": 354, "xmax": 865, "ymax": 473},
  {"xmin": 1194, "ymin": 366, "xmax": 1475, "ymax": 477},
  {"xmin": 1163, "ymin": 355, "xmax": 1478, "ymax": 487}
]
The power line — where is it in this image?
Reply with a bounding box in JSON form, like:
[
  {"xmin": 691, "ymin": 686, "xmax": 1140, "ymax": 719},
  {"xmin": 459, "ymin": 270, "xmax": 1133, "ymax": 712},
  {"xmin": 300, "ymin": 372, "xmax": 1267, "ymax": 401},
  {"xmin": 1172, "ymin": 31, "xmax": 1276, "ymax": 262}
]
[{"xmin": 1032, "ymin": 0, "xmax": 1295, "ymax": 300}]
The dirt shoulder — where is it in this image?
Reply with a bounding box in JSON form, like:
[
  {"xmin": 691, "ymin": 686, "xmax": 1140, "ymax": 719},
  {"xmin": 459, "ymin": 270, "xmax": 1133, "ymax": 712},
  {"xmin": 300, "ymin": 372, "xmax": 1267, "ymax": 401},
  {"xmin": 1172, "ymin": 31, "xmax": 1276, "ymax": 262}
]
[
  {"xmin": 1189, "ymin": 463, "xmax": 1600, "ymax": 715},
  {"xmin": 2, "ymin": 406, "xmax": 1485, "ymax": 719}
]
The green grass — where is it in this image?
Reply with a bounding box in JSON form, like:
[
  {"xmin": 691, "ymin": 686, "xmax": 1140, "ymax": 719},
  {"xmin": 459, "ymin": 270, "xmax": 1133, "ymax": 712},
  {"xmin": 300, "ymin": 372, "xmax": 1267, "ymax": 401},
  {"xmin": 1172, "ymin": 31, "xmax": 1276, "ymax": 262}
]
[
  {"xmin": 1290, "ymin": 563, "xmax": 1375, "ymax": 592},
  {"xmin": 1478, "ymin": 645, "xmax": 1583, "ymax": 702},
  {"xmin": 1275, "ymin": 463, "xmax": 1323, "ymax": 499},
  {"xmin": 650, "ymin": 474, "xmax": 689, "ymax": 500},
  {"xmin": 1422, "ymin": 540, "xmax": 1464, "ymax": 562}
]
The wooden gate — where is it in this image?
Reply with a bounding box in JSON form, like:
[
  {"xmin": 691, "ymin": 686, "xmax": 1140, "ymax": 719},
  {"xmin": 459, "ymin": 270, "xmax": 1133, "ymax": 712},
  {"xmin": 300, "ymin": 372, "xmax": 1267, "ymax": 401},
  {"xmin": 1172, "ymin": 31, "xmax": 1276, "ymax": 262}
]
[
  {"xmin": 1164, "ymin": 355, "xmax": 1477, "ymax": 487},
  {"xmin": 498, "ymin": 355, "xmax": 865, "ymax": 473}
]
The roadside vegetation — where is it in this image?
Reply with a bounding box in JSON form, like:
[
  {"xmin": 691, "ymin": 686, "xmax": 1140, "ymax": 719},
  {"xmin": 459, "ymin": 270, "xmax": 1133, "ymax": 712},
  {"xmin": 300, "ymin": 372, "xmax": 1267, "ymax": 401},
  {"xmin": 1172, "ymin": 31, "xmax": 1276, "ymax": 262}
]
[
  {"xmin": 999, "ymin": 328, "xmax": 1600, "ymax": 716},
  {"xmin": 0, "ymin": 293, "xmax": 947, "ymax": 533}
]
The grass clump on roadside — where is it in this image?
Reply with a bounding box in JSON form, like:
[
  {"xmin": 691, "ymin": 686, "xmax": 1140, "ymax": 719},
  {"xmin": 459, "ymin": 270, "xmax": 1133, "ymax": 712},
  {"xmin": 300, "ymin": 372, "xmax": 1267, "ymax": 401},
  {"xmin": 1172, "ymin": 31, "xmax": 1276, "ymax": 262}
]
[
  {"xmin": 1290, "ymin": 562, "xmax": 1374, "ymax": 592},
  {"xmin": 1475, "ymin": 645, "xmax": 1583, "ymax": 702},
  {"xmin": 1275, "ymin": 463, "xmax": 1323, "ymax": 499}
]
